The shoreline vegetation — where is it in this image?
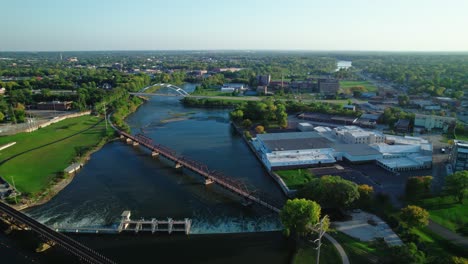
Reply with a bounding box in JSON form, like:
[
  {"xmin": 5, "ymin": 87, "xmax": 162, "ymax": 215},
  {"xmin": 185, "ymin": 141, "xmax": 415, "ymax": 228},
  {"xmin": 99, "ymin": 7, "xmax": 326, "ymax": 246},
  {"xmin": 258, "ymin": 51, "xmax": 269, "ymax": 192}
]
[{"xmin": 1, "ymin": 95, "xmax": 145, "ymax": 211}]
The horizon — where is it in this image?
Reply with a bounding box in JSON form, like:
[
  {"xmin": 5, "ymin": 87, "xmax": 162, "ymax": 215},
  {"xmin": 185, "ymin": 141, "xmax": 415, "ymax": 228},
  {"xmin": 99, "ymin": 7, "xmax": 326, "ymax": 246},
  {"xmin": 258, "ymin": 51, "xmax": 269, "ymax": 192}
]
[{"xmin": 1, "ymin": 0, "xmax": 468, "ymax": 52}]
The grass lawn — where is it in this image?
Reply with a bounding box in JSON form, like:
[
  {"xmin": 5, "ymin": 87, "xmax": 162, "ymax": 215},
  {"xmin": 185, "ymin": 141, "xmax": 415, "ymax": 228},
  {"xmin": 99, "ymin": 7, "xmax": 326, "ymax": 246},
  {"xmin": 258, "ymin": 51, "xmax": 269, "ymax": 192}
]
[
  {"xmin": 416, "ymin": 195, "xmax": 468, "ymax": 233},
  {"xmin": 193, "ymin": 89, "xmax": 233, "ymax": 96},
  {"xmin": 412, "ymin": 227, "xmax": 468, "ymax": 259},
  {"xmin": 275, "ymin": 169, "xmax": 314, "ymax": 189},
  {"xmin": 332, "ymin": 231, "xmax": 387, "ymax": 264},
  {"xmin": 340, "ymin": 81, "xmax": 378, "ymax": 92},
  {"xmin": 0, "ymin": 115, "xmax": 110, "ymax": 195},
  {"xmin": 294, "ymin": 239, "xmax": 340, "ymax": 264}
]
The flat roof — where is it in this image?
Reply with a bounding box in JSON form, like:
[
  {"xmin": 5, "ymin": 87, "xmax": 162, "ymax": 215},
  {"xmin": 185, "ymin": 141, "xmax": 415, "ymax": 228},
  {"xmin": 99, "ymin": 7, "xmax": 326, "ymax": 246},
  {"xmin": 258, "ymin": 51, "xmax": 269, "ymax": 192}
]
[
  {"xmin": 263, "ymin": 137, "xmax": 333, "ymax": 151},
  {"xmin": 334, "ymin": 144, "xmax": 382, "ymax": 156},
  {"xmin": 257, "ymin": 132, "xmax": 323, "ymax": 141}
]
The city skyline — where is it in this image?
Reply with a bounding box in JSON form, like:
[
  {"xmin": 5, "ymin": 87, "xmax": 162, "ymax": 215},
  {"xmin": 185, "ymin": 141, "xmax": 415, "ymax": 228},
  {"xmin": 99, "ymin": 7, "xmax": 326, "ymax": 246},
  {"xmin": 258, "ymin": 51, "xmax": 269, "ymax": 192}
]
[{"xmin": 1, "ymin": 0, "xmax": 468, "ymax": 51}]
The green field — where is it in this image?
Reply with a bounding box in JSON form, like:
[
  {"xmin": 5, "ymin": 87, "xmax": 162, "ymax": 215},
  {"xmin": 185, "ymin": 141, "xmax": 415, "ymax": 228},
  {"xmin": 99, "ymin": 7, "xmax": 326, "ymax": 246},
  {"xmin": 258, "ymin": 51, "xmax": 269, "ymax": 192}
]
[
  {"xmin": 0, "ymin": 115, "xmax": 111, "ymax": 195},
  {"xmin": 275, "ymin": 169, "xmax": 315, "ymax": 189},
  {"xmin": 294, "ymin": 238, "xmax": 340, "ymax": 264},
  {"xmin": 417, "ymin": 196, "xmax": 468, "ymax": 234},
  {"xmin": 340, "ymin": 81, "xmax": 378, "ymax": 93}
]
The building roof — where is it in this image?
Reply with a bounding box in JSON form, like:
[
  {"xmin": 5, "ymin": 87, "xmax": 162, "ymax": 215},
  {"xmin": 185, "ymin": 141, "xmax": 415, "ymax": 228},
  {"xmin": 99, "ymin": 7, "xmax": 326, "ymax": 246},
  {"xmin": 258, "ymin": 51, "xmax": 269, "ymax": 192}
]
[
  {"xmin": 257, "ymin": 132, "xmax": 333, "ymax": 151},
  {"xmin": 333, "ymin": 144, "xmax": 382, "ymax": 156}
]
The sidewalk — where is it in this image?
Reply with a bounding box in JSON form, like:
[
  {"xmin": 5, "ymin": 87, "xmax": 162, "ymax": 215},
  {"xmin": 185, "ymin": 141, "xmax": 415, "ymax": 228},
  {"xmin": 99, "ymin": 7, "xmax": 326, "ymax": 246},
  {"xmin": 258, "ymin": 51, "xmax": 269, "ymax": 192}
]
[{"xmin": 428, "ymin": 220, "xmax": 468, "ymax": 249}]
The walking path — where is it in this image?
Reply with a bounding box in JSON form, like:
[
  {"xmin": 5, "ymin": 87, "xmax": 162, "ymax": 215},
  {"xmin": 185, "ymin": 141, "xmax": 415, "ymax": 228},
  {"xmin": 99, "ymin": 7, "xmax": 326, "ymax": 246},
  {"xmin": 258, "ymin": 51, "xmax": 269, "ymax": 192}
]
[
  {"xmin": 324, "ymin": 233, "xmax": 350, "ymax": 264},
  {"xmin": 428, "ymin": 220, "xmax": 468, "ymax": 248}
]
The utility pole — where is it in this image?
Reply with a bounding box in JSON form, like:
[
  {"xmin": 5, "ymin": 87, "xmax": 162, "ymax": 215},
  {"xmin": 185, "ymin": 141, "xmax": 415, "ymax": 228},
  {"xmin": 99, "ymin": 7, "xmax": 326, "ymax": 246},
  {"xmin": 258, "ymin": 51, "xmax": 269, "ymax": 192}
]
[
  {"xmin": 11, "ymin": 176, "xmax": 17, "ymax": 204},
  {"xmin": 310, "ymin": 215, "xmax": 329, "ymax": 264}
]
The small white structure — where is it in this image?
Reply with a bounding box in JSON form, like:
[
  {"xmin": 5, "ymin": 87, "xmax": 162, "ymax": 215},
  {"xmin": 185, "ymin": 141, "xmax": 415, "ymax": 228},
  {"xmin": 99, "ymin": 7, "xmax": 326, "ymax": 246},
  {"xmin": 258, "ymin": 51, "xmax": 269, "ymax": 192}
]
[
  {"xmin": 298, "ymin": 123, "xmax": 314, "ymax": 131},
  {"xmin": 64, "ymin": 163, "xmax": 83, "ymax": 174},
  {"xmin": 221, "ymin": 83, "xmax": 245, "ymax": 92},
  {"xmin": 343, "ymin": 105, "xmax": 356, "ymax": 111}
]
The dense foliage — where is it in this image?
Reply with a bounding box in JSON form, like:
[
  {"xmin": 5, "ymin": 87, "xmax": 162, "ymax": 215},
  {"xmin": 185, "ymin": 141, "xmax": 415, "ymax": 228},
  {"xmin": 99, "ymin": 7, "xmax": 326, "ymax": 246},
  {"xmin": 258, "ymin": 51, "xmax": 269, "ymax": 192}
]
[
  {"xmin": 280, "ymin": 198, "xmax": 321, "ymax": 236},
  {"xmin": 298, "ymin": 175, "xmax": 360, "ymax": 209}
]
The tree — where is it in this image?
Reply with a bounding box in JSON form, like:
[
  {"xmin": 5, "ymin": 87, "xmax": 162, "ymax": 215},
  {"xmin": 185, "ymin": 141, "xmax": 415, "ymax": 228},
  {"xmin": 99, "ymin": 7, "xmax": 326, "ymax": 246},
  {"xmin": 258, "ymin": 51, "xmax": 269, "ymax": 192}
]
[
  {"xmin": 400, "ymin": 205, "xmax": 429, "ymax": 229},
  {"xmin": 299, "ymin": 176, "xmax": 360, "ymax": 209},
  {"xmin": 405, "ymin": 176, "xmax": 432, "ymax": 199},
  {"xmin": 242, "ymin": 119, "xmax": 252, "ymax": 128},
  {"xmin": 445, "ymin": 171, "xmax": 468, "ymax": 203},
  {"xmin": 229, "ymin": 109, "xmax": 243, "ymax": 121},
  {"xmin": 255, "ymin": 125, "xmax": 265, "ymax": 134},
  {"xmin": 0, "ymin": 112, "xmax": 4, "ymax": 122},
  {"xmin": 357, "ymin": 184, "xmax": 374, "ymax": 206},
  {"xmin": 398, "ymin": 94, "xmax": 410, "ymax": 106},
  {"xmin": 280, "ymin": 198, "xmax": 321, "ymax": 236},
  {"xmin": 387, "ymin": 242, "xmax": 426, "ymax": 264}
]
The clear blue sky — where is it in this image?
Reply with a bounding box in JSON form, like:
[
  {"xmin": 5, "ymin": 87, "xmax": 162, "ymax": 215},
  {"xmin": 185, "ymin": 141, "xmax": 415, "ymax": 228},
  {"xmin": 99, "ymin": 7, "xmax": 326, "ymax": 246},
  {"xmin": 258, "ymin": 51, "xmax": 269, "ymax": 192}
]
[{"xmin": 1, "ymin": 0, "xmax": 467, "ymax": 51}]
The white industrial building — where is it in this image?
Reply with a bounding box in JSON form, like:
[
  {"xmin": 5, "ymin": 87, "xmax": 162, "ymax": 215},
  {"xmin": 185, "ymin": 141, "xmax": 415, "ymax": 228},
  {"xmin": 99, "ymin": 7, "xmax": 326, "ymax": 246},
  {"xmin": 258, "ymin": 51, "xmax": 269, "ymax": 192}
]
[
  {"xmin": 252, "ymin": 127, "xmax": 432, "ymax": 172},
  {"xmin": 221, "ymin": 83, "xmax": 245, "ymax": 92},
  {"xmin": 334, "ymin": 126, "xmax": 385, "ymax": 144}
]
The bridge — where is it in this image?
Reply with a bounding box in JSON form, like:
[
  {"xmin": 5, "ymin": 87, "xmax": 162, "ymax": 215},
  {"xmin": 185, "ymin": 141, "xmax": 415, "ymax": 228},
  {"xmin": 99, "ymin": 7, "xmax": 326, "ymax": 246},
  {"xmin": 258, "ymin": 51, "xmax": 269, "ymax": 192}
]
[
  {"xmin": 0, "ymin": 201, "xmax": 115, "ymax": 264},
  {"xmin": 118, "ymin": 131, "xmax": 282, "ymax": 213},
  {"xmin": 134, "ymin": 83, "xmax": 190, "ymax": 97}
]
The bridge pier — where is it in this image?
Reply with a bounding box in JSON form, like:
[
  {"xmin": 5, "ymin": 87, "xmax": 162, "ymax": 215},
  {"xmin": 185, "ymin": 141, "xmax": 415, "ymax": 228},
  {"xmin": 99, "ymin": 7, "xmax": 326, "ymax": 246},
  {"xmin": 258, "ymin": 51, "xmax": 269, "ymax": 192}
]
[
  {"xmin": 126, "ymin": 138, "xmax": 133, "ymax": 144},
  {"xmin": 151, "ymin": 219, "xmax": 158, "ymax": 234},
  {"xmin": 151, "ymin": 151, "xmax": 159, "ymax": 158},
  {"xmin": 132, "ymin": 141, "xmax": 139, "ymax": 146},
  {"xmin": 184, "ymin": 218, "xmax": 191, "ymax": 235},
  {"xmin": 168, "ymin": 218, "xmax": 173, "ymax": 234},
  {"xmin": 242, "ymin": 199, "xmax": 253, "ymax": 207},
  {"xmin": 118, "ymin": 211, "xmax": 131, "ymax": 232},
  {"xmin": 120, "ymin": 135, "xmax": 125, "ymax": 139},
  {"xmin": 204, "ymin": 178, "xmax": 214, "ymax": 185},
  {"xmin": 175, "ymin": 163, "xmax": 183, "ymax": 169}
]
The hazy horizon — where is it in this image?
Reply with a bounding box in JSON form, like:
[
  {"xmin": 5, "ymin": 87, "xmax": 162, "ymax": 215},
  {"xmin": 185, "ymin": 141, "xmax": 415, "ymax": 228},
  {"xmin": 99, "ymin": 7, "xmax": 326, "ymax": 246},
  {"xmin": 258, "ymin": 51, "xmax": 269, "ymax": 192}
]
[{"xmin": 2, "ymin": 0, "xmax": 468, "ymax": 52}]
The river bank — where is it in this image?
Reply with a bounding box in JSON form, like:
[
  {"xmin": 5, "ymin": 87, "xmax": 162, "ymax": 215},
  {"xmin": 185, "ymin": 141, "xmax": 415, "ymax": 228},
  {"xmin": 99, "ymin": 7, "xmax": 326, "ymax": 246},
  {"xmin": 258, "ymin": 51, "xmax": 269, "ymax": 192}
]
[{"xmin": 8, "ymin": 98, "xmax": 146, "ymax": 211}]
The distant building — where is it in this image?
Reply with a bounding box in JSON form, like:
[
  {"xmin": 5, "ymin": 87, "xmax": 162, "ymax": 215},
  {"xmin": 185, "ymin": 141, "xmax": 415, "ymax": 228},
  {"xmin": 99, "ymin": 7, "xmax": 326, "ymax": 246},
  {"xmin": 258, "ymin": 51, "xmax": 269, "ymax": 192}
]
[
  {"xmin": 334, "ymin": 126, "xmax": 385, "ymax": 144},
  {"xmin": 394, "ymin": 119, "xmax": 411, "ymax": 133},
  {"xmin": 452, "ymin": 140, "xmax": 468, "ymax": 172},
  {"xmin": 37, "ymin": 101, "xmax": 73, "ymax": 111},
  {"xmin": 221, "ymin": 83, "xmax": 245, "ymax": 92},
  {"xmin": 256, "ymin": 86, "xmax": 268, "ymax": 95},
  {"xmin": 318, "ymin": 78, "xmax": 339, "ymax": 97},
  {"xmin": 213, "ymin": 67, "xmax": 243, "ymax": 73},
  {"xmin": 256, "ymin": 75, "xmax": 271, "ymax": 86},
  {"xmin": 102, "ymin": 83, "xmax": 112, "ymax": 90},
  {"xmin": 343, "ymin": 105, "xmax": 356, "ymax": 111},
  {"xmin": 67, "ymin": 57, "xmax": 78, "ymax": 62},
  {"xmin": 414, "ymin": 114, "xmax": 456, "ymax": 133},
  {"xmin": 298, "ymin": 113, "xmax": 358, "ymax": 126}
]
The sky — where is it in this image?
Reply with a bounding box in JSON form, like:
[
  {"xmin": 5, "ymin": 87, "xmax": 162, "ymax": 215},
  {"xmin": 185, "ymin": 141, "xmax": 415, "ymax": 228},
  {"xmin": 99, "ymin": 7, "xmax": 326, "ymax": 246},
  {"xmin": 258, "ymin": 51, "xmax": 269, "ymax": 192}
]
[{"xmin": 1, "ymin": 0, "xmax": 468, "ymax": 51}]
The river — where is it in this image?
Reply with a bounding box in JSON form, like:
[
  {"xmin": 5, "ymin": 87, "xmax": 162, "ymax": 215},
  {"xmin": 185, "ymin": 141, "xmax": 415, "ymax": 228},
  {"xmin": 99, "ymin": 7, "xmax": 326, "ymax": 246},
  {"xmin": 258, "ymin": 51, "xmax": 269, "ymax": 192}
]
[{"xmin": 24, "ymin": 84, "xmax": 291, "ymax": 263}]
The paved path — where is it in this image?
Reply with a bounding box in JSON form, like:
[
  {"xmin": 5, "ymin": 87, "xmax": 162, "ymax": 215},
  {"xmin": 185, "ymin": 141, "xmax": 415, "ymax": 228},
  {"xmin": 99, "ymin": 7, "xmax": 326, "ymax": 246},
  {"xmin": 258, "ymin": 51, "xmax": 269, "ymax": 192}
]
[
  {"xmin": 324, "ymin": 233, "xmax": 350, "ymax": 264},
  {"xmin": 428, "ymin": 220, "xmax": 468, "ymax": 248}
]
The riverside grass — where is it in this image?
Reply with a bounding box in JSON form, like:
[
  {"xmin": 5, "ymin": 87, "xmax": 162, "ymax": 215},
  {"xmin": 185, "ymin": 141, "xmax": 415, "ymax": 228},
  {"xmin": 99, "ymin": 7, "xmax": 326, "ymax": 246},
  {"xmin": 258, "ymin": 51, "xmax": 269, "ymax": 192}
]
[{"xmin": 0, "ymin": 115, "xmax": 110, "ymax": 195}]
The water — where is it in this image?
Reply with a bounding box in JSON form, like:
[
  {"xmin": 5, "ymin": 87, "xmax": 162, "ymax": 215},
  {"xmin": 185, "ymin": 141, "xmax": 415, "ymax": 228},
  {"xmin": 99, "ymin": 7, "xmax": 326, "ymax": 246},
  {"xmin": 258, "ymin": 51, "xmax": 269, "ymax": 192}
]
[
  {"xmin": 24, "ymin": 90, "xmax": 290, "ymax": 263},
  {"xmin": 337, "ymin": 60, "xmax": 352, "ymax": 71}
]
